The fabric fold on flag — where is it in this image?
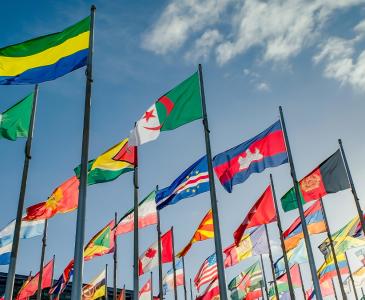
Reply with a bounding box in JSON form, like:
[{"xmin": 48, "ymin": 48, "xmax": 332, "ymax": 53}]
[
  {"xmin": 177, "ymin": 209, "xmax": 214, "ymax": 257},
  {"xmin": 274, "ymin": 240, "xmax": 307, "ymax": 276},
  {"xmin": 82, "ymin": 269, "xmax": 106, "ymax": 300},
  {"xmin": 317, "ymin": 253, "xmax": 348, "ymax": 282},
  {"xmin": 139, "ymin": 279, "xmax": 152, "ymax": 300},
  {"xmin": 196, "ymin": 278, "xmax": 220, "ymax": 300},
  {"xmin": 213, "ymin": 120, "xmax": 288, "ymax": 193},
  {"xmin": 194, "ymin": 253, "xmax": 218, "ymax": 291},
  {"xmin": 163, "ymin": 259, "xmax": 184, "ymax": 295}
]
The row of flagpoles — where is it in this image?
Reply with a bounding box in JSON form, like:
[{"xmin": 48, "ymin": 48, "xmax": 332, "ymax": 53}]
[{"xmin": 2, "ymin": 4, "xmax": 365, "ymax": 300}]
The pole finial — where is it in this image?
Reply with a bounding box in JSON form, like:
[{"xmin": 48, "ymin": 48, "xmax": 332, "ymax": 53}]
[{"xmin": 91, "ymin": 4, "xmax": 96, "ymax": 11}]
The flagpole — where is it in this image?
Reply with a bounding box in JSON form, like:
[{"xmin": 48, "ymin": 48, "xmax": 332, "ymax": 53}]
[
  {"xmin": 260, "ymin": 281, "xmax": 264, "ymax": 300},
  {"xmin": 156, "ymin": 208, "xmax": 163, "ymax": 299},
  {"xmin": 70, "ymin": 5, "xmax": 96, "ymax": 300},
  {"xmin": 361, "ymin": 287, "xmax": 365, "ymax": 299},
  {"xmin": 133, "ymin": 147, "xmax": 139, "ymax": 300},
  {"xmin": 123, "ymin": 284, "xmax": 126, "ymax": 300},
  {"xmin": 338, "ymin": 139, "xmax": 365, "ymax": 236},
  {"xmin": 279, "ymin": 106, "xmax": 323, "ymax": 300},
  {"xmin": 298, "ymin": 264, "xmax": 306, "ymax": 299},
  {"xmin": 171, "ymin": 227, "xmax": 178, "ymax": 300},
  {"xmin": 182, "ymin": 257, "xmax": 187, "ymax": 300},
  {"xmin": 331, "ymin": 277, "xmax": 338, "ymax": 300},
  {"xmin": 150, "ymin": 272, "xmax": 153, "ymax": 300},
  {"xmin": 50, "ymin": 255, "xmax": 56, "ymax": 300},
  {"xmin": 36, "ymin": 219, "xmax": 48, "ymax": 300},
  {"xmin": 319, "ymin": 197, "xmax": 347, "ymax": 299},
  {"xmin": 113, "ymin": 212, "xmax": 118, "ymax": 300},
  {"xmin": 189, "ymin": 278, "xmax": 193, "ymax": 300},
  {"xmin": 105, "ymin": 264, "xmax": 109, "ymax": 300},
  {"xmin": 345, "ymin": 251, "xmax": 359, "ymax": 300},
  {"xmin": 198, "ymin": 64, "xmax": 227, "ymax": 300},
  {"xmin": 270, "ymin": 174, "xmax": 295, "ymax": 299},
  {"xmin": 260, "ymin": 254, "xmax": 269, "ymax": 300},
  {"xmin": 263, "ymin": 224, "xmax": 279, "ymax": 300},
  {"xmin": 4, "ymin": 84, "xmax": 39, "ymax": 300}
]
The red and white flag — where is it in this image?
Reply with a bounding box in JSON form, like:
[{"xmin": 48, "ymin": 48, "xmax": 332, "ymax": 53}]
[
  {"xmin": 194, "ymin": 254, "xmax": 218, "ymax": 291},
  {"xmin": 139, "ymin": 279, "xmax": 152, "ymax": 300},
  {"xmin": 139, "ymin": 229, "xmax": 173, "ymax": 275},
  {"xmin": 196, "ymin": 278, "xmax": 220, "ymax": 300}
]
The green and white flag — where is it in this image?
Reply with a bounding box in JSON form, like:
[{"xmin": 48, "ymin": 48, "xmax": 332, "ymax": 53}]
[{"xmin": 0, "ymin": 93, "xmax": 33, "ymax": 141}]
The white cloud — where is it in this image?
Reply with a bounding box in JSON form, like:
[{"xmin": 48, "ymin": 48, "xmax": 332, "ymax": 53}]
[
  {"xmin": 256, "ymin": 82, "xmax": 271, "ymax": 92},
  {"xmin": 185, "ymin": 29, "xmax": 222, "ymax": 62},
  {"xmin": 243, "ymin": 68, "xmax": 271, "ymax": 92}
]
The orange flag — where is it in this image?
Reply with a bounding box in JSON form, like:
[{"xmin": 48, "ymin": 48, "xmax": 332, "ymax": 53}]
[
  {"xmin": 16, "ymin": 258, "xmax": 54, "ymax": 300},
  {"xmin": 24, "ymin": 176, "xmax": 79, "ymax": 220},
  {"xmin": 177, "ymin": 209, "xmax": 214, "ymax": 257}
]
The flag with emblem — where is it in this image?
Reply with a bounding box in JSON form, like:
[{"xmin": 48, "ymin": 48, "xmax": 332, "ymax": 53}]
[
  {"xmin": 194, "ymin": 253, "xmax": 218, "ymax": 291},
  {"xmin": 24, "ymin": 176, "xmax": 79, "ymax": 220},
  {"xmin": 74, "ymin": 138, "xmax": 136, "ymax": 185},
  {"xmin": 129, "ymin": 72, "xmax": 202, "ymax": 146},
  {"xmin": 213, "ymin": 120, "xmax": 288, "ymax": 193},
  {"xmin": 0, "ymin": 93, "xmax": 33, "ymax": 141},
  {"xmin": 156, "ymin": 156, "xmax": 209, "ymax": 210},
  {"xmin": 281, "ymin": 150, "xmax": 350, "ymax": 212},
  {"xmin": 82, "ymin": 269, "xmax": 106, "ymax": 300},
  {"xmin": 177, "ymin": 209, "xmax": 214, "ymax": 257},
  {"xmin": 139, "ymin": 229, "xmax": 173, "ymax": 275}
]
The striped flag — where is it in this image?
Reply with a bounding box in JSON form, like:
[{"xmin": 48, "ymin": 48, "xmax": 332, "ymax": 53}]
[
  {"xmin": 156, "ymin": 156, "xmax": 209, "ymax": 210},
  {"xmin": 196, "ymin": 278, "xmax": 219, "ymax": 300},
  {"xmin": 163, "ymin": 259, "xmax": 184, "ymax": 294},
  {"xmin": 194, "ymin": 253, "xmax": 218, "ymax": 291}
]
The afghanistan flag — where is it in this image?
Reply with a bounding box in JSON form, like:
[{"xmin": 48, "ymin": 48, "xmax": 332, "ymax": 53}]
[
  {"xmin": 0, "ymin": 17, "xmax": 90, "ymax": 85},
  {"xmin": 0, "ymin": 93, "xmax": 33, "ymax": 141},
  {"xmin": 82, "ymin": 269, "xmax": 106, "ymax": 300},
  {"xmin": 129, "ymin": 72, "xmax": 203, "ymax": 146},
  {"xmin": 281, "ymin": 150, "xmax": 350, "ymax": 212},
  {"xmin": 74, "ymin": 138, "xmax": 136, "ymax": 185}
]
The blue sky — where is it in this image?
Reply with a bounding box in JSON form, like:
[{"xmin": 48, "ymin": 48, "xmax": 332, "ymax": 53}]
[{"xmin": 1, "ymin": 0, "xmax": 365, "ymax": 298}]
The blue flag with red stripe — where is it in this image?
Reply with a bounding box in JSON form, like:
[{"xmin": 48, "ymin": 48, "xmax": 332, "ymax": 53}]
[{"xmin": 213, "ymin": 120, "xmax": 288, "ymax": 192}]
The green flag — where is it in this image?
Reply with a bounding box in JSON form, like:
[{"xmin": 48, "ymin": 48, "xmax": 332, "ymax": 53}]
[{"xmin": 0, "ymin": 93, "xmax": 34, "ymax": 141}]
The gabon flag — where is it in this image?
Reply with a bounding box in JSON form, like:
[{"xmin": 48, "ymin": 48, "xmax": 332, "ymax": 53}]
[
  {"xmin": 234, "ymin": 186, "xmax": 276, "ymax": 245},
  {"xmin": 24, "ymin": 176, "xmax": 79, "ymax": 220},
  {"xmin": 177, "ymin": 209, "xmax": 214, "ymax": 257}
]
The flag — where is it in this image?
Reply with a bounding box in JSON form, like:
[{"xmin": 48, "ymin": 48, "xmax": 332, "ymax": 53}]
[
  {"xmin": 274, "ymin": 241, "xmax": 307, "ymax": 276},
  {"xmin": 270, "ymin": 264, "xmax": 301, "ymax": 296},
  {"xmin": 283, "ymin": 200, "xmax": 326, "ymax": 251},
  {"xmin": 17, "ymin": 274, "xmax": 32, "ymax": 300},
  {"xmin": 317, "ymin": 253, "xmax": 348, "ymax": 282},
  {"xmin": 213, "ymin": 120, "xmax": 288, "ymax": 193},
  {"xmin": 139, "ymin": 229, "xmax": 173, "ymax": 275},
  {"xmin": 156, "ymin": 156, "xmax": 209, "ymax": 210},
  {"xmin": 228, "ymin": 261, "xmax": 262, "ymax": 300},
  {"xmin": 16, "ymin": 258, "xmax": 54, "ymax": 299},
  {"xmin": 0, "ymin": 17, "xmax": 90, "ymax": 85},
  {"xmin": 139, "ymin": 279, "xmax": 152, "ymax": 300},
  {"xmin": 24, "ymin": 176, "xmax": 79, "ymax": 220},
  {"xmin": 224, "ymin": 225, "xmax": 268, "ymax": 268},
  {"xmin": 84, "ymin": 220, "xmax": 115, "ymax": 261},
  {"xmin": 281, "ymin": 150, "xmax": 349, "ymax": 212},
  {"xmin": 177, "ymin": 209, "xmax": 214, "ymax": 257},
  {"xmin": 194, "ymin": 253, "xmax": 218, "ymax": 291},
  {"xmin": 196, "ymin": 278, "xmax": 220, "ymax": 300},
  {"xmin": 118, "ymin": 288, "xmax": 125, "ymax": 300},
  {"xmin": 129, "ymin": 71, "xmax": 202, "ymax": 146},
  {"xmin": 49, "ymin": 260, "xmax": 74, "ymax": 296},
  {"xmin": 115, "ymin": 191, "xmax": 157, "ymax": 235},
  {"xmin": 344, "ymin": 265, "xmax": 365, "ymax": 292},
  {"xmin": 74, "ymin": 138, "xmax": 136, "ymax": 185},
  {"xmin": 163, "ymin": 259, "xmax": 184, "ymax": 294},
  {"xmin": 234, "ymin": 186, "xmax": 276, "ymax": 244},
  {"xmin": 0, "ymin": 243, "xmax": 11, "ymax": 265},
  {"xmin": 0, "ymin": 93, "xmax": 33, "ymax": 140},
  {"xmin": 82, "ymin": 269, "xmax": 106, "ymax": 300},
  {"xmin": 0, "ymin": 217, "xmax": 44, "ymax": 247}
]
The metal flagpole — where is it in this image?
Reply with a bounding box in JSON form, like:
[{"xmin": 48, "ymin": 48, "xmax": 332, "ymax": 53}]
[
  {"xmin": 50, "ymin": 255, "xmax": 56, "ymax": 300},
  {"xmin": 331, "ymin": 277, "xmax": 338, "ymax": 300},
  {"xmin": 361, "ymin": 287, "xmax": 365, "ymax": 299},
  {"xmin": 70, "ymin": 5, "xmax": 96, "ymax": 300},
  {"xmin": 171, "ymin": 227, "xmax": 178, "ymax": 300},
  {"xmin": 4, "ymin": 84, "xmax": 39, "ymax": 300},
  {"xmin": 260, "ymin": 254, "xmax": 269, "ymax": 300},
  {"xmin": 260, "ymin": 281, "xmax": 265, "ymax": 300},
  {"xmin": 270, "ymin": 174, "xmax": 295, "ymax": 299},
  {"xmin": 36, "ymin": 219, "xmax": 48, "ymax": 300},
  {"xmin": 189, "ymin": 278, "xmax": 193, "ymax": 300},
  {"xmin": 345, "ymin": 251, "xmax": 359, "ymax": 300},
  {"xmin": 298, "ymin": 264, "xmax": 306, "ymax": 299},
  {"xmin": 105, "ymin": 264, "xmax": 109, "ymax": 300},
  {"xmin": 198, "ymin": 64, "xmax": 227, "ymax": 300},
  {"xmin": 264, "ymin": 224, "xmax": 280, "ymax": 300},
  {"xmin": 338, "ymin": 139, "xmax": 365, "ymax": 236},
  {"xmin": 319, "ymin": 197, "xmax": 347, "ymax": 299},
  {"xmin": 156, "ymin": 209, "xmax": 163, "ymax": 299},
  {"xmin": 150, "ymin": 272, "xmax": 153, "ymax": 300},
  {"xmin": 113, "ymin": 212, "xmax": 118, "ymax": 300},
  {"xmin": 279, "ymin": 106, "xmax": 323, "ymax": 300},
  {"xmin": 182, "ymin": 257, "xmax": 187, "ymax": 300},
  {"xmin": 133, "ymin": 147, "xmax": 139, "ymax": 300}
]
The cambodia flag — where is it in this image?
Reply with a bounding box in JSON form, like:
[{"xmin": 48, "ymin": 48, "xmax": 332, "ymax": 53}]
[{"xmin": 213, "ymin": 120, "xmax": 288, "ymax": 193}]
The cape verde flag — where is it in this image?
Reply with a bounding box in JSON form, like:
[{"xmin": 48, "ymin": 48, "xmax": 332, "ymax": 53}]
[
  {"xmin": 156, "ymin": 156, "xmax": 209, "ymax": 210},
  {"xmin": 213, "ymin": 120, "xmax": 288, "ymax": 192}
]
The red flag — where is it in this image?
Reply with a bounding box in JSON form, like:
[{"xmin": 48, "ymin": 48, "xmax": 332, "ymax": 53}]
[
  {"xmin": 16, "ymin": 258, "xmax": 54, "ymax": 299},
  {"xmin": 234, "ymin": 186, "xmax": 276, "ymax": 244},
  {"xmin": 196, "ymin": 278, "xmax": 219, "ymax": 300},
  {"xmin": 117, "ymin": 288, "xmax": 125, "ymax": 300},
  {"xmin": 139, "ymin": 279, "xmax": 152, "ymax": 300},
  {"xmin": 24, "ymin": 176, "xmax": 79, "ymax": 220}
]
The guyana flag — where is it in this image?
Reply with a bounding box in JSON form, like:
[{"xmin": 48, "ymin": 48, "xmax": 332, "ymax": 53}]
[
  {"xmin": 84, "ymin": 220, "xmax": 115, "ymax": 261},
  {"xmin": 75, "ymin": 138, "xmax": 136, "ymax": 185},
  {"xmin": 129, "ymin": 72, "xmax": 202, "ymax": 146},
  {"xmin": 281, "ymin": 150, "xmax": 349, "ymax": 212}
]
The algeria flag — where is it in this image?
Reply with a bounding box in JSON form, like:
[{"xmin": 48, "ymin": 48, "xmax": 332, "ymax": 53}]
[{"xmin": 129, "ymin": 72, "xmax": 203, "ymax": 146}]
